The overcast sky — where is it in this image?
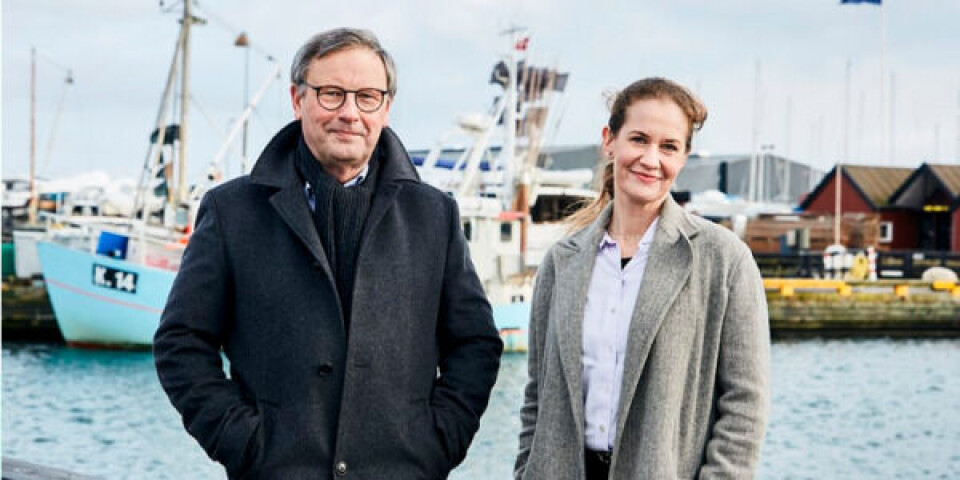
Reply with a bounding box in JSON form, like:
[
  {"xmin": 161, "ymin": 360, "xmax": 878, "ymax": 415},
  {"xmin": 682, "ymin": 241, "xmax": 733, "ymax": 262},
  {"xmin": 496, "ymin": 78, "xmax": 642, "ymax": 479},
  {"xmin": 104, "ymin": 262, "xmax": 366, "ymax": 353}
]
[{"xmin": 3, "ymin": 0, "xmax": 959, "ymax": 182}]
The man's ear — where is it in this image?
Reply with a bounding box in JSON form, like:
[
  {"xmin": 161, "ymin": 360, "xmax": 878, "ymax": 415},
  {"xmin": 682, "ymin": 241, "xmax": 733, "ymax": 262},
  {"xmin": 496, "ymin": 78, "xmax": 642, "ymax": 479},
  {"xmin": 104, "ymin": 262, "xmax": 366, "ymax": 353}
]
[{"xmin": 291, "ymin": 84, "xmax": 303, "ymax": 120}]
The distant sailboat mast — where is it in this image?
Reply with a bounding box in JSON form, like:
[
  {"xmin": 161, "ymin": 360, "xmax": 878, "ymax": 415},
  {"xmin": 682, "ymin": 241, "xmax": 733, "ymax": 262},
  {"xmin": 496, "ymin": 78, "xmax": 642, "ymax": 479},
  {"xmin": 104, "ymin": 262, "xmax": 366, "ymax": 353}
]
[
  {"xmin": 26, "ymin": 47, "xmax": 73, "ymax": 224},
  {"xmin": 28, "ymin": 48, "xmax": 37, "ymax": 224}
]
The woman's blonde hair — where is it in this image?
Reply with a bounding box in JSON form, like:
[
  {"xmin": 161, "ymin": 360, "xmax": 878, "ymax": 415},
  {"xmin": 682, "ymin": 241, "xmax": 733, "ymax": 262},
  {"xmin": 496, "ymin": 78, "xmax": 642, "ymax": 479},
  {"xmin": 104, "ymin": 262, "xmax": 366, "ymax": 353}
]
[{"xmin": 565, "ymin": 77, "xmax": 707, "ymax": 231}]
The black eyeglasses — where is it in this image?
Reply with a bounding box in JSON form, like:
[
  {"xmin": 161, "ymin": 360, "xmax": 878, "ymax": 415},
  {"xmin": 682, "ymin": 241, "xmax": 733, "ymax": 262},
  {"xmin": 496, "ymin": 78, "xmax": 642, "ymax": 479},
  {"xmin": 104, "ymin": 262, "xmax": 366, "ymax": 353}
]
[{"xmin": 301, "ymin": 83, "xmax": 389, "ymax": 113}]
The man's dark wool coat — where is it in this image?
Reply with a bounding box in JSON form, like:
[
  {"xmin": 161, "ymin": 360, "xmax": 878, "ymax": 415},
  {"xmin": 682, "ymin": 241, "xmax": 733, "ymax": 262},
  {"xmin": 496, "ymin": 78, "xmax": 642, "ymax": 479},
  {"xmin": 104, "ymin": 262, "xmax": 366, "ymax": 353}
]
[{"xmin": 154, "ymin": 121, "xmax": 503, "ymax": 479}]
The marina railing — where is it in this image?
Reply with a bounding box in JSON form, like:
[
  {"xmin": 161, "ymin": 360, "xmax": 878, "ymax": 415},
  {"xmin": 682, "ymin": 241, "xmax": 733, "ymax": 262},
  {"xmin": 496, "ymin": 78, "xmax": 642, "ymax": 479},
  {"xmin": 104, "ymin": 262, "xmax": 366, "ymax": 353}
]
[{"xmin": 753, "ymin": 250, "xmax": 960, "ymax": 279}]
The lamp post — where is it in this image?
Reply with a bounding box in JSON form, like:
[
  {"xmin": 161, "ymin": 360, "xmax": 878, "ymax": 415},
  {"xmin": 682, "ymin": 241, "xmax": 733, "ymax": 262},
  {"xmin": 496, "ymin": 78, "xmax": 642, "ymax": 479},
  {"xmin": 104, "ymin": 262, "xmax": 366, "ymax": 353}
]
[{"xmin": 235, "ymin": 32, "xmax": 250, "ymax": 174}]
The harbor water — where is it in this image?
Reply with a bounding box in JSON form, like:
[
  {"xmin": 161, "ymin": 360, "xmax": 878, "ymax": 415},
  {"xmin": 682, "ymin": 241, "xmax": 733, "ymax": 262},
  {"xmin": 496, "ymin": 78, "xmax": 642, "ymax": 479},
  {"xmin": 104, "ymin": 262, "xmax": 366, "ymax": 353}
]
[{"xmin": 3, "ymin": 339, "xmax": 959, "ymax": 479}]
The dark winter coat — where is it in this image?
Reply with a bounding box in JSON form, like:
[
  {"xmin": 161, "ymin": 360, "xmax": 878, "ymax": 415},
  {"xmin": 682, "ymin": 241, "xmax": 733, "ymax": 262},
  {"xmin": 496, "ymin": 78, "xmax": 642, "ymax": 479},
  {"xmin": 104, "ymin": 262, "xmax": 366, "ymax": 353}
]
[{"xmin": 154, "ymin": 121, "xmax": 503, "ymax": 479}]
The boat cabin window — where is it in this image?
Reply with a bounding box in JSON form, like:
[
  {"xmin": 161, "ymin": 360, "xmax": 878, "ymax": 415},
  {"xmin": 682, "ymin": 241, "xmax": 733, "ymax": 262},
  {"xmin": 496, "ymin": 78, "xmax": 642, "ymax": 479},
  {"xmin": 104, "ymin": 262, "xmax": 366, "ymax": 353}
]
[
  {"xmin": 462, "ymin": 220, "xmax": 473, "ymax": 241},
  {"xmin": 530, "ymin": 195, "xmax": 584, "ymax": 223},
  {"xmin": 4, "ymin": 180, "xmax": 30, "ymax": 192},
  {"xmin": 501, "ymin": 222, "xmax": 513, "ymax": 242},
  {"xmin": 510, "ymin": 294, "xmax": 525, "ymax": 303}
]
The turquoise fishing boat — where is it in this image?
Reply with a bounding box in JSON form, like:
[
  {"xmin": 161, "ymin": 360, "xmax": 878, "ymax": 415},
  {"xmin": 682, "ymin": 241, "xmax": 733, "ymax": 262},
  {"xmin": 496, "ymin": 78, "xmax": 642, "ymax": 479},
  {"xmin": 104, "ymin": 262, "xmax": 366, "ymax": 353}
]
[
  {"xmin": 37, "ymin": 238, "xmax": 176, "ymax": 348},
  {"xmin": 34, "ymin": 2, "xmax": 282, "ymax": 349}
]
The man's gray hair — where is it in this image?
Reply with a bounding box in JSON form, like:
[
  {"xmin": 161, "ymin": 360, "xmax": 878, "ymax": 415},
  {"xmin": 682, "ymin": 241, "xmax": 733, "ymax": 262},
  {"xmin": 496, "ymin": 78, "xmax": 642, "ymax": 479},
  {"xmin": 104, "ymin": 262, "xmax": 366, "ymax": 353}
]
[{"xmin": 291, "ymin": 28, "xmax": 397, "ymax": 97}]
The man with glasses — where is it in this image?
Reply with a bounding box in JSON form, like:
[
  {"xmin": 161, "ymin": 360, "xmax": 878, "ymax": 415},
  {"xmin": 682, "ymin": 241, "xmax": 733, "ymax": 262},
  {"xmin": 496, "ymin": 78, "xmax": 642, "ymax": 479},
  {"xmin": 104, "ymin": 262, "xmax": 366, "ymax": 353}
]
[{"xmin": 155, "ymin": 28, "xmax": 502, "ymax": 480}]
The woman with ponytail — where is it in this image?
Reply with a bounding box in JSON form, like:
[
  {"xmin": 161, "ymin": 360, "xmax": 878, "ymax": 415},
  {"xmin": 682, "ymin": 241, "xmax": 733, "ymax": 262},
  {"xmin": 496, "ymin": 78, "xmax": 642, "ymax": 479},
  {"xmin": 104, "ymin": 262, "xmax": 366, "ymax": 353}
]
[{"xmin": 515, "ymin": 78, "xmax": 769, "ymax": 480}]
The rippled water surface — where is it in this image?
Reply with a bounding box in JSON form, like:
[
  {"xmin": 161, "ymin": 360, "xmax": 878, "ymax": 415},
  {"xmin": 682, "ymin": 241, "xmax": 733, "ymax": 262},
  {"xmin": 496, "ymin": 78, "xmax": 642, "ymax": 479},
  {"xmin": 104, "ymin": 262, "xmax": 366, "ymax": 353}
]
[{"xmin": 3, "ymin": 339, "xmax": 959, "ymax": 479}]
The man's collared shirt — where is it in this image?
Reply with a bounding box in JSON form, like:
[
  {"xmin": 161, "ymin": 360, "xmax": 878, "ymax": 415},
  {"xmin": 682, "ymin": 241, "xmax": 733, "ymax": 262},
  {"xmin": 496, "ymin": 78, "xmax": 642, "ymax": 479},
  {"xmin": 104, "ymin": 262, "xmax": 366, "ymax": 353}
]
[
  {"xmin": 304, "ymin": 163, "xmax": 369, "ymax": 212},
  {"xmin": 582, "ymin": 217, "xmax": 659, "ymax": 451}
]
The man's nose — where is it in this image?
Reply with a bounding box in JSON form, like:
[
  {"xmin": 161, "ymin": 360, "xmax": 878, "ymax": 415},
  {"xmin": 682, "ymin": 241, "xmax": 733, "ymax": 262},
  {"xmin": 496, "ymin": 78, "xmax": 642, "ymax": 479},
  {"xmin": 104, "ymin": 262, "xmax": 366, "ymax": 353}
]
[{"xmin": 336, "ymin": 93, "xmax": 360, "ymax": 119}]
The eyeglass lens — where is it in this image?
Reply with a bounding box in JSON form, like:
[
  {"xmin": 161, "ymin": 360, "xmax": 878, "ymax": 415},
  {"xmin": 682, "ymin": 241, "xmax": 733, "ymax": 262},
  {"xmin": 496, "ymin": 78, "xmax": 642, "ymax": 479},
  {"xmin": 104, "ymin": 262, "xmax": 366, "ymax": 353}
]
[{"xmin": 314, "ymin": 86, "xmax": 385, "ymax": 112}]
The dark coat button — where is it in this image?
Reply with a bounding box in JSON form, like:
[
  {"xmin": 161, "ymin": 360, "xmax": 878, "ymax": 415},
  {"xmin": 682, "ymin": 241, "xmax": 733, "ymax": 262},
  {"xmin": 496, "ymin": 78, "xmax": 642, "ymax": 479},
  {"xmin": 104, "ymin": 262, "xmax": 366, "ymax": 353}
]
[
  {"xmin": 335, "ymin": 461, "xmax": 347, "ymax": 475},
  {"xmin": 318, "ymin": 363, "xmax": 334, "ymax": 375}
]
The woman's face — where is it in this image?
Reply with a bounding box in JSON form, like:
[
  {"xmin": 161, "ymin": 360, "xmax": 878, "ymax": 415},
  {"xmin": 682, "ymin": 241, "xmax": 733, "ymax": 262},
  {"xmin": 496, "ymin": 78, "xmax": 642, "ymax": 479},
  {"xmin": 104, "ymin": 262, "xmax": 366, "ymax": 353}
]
[{"xmin": 602, "ymin": 98, "xmax": 690, "ymax": 209}]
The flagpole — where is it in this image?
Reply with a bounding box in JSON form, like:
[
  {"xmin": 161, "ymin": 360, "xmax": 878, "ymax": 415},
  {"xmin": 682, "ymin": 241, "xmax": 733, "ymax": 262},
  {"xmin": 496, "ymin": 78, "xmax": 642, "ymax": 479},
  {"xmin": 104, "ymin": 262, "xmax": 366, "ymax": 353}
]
[
  {"xmin": 836, "ymin": 59, "xmax": 851, "ymax": 247},
  {"xmin": 880, "ymin": 1, "xmax": 889, "ymax": 165}
]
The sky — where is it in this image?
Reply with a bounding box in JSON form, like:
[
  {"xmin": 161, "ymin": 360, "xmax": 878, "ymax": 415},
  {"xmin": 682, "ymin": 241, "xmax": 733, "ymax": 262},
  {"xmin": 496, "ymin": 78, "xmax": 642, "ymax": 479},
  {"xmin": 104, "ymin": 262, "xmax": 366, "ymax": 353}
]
[{"xmin": 3, "ymin": 0, "xmax": 959, "ymax": 183}]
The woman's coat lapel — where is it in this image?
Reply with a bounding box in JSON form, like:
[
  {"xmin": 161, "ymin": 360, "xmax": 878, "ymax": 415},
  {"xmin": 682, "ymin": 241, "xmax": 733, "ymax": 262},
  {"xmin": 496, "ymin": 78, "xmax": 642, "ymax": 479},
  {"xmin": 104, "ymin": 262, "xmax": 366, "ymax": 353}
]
[{"xmin": 550, "ymin": 197, "xmax": 700, "ymax": 452}]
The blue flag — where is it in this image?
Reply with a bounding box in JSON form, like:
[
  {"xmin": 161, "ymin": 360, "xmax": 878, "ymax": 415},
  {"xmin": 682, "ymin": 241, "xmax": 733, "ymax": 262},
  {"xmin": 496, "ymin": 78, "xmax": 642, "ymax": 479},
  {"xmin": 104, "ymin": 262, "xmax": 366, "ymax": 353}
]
[{"xmin": 841, "ymin": 0, "xmax": 881, "ymax": 4}]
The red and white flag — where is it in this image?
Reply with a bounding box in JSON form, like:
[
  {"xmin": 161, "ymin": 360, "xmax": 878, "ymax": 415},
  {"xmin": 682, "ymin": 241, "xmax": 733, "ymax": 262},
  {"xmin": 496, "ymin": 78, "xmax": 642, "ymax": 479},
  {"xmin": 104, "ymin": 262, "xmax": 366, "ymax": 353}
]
[{"xmin": 514, "ymin": 36, "xmax": 529, "ymax": 51}]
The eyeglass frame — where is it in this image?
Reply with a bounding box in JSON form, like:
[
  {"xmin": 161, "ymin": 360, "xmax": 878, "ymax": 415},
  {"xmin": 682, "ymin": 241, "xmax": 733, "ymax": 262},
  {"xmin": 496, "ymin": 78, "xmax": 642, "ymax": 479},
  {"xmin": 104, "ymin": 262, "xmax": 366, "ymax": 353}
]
[{"xmin": 300, "ymin": 83, "xmax": 390, "ymax": 113}]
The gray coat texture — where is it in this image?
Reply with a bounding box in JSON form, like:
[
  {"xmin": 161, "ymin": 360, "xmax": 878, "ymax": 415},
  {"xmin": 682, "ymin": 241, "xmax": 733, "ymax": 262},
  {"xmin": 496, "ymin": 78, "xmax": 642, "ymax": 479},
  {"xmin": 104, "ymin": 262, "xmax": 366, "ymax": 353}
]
[
  {"xmin": 515, "ymin": 197, "xmax": 770, "ymax": 479},
  {"xmin": 154, "ymin": 121, "xmax": 503, "ymax": 480}
]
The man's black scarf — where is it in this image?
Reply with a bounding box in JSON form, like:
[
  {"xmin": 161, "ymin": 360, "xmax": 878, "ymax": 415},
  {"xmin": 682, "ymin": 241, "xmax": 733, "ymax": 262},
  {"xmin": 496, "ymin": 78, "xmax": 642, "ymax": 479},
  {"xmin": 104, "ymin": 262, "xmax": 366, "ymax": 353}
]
[{"xmin": 294, "ymin": 138, "xmax": 380, "ymax": 332}]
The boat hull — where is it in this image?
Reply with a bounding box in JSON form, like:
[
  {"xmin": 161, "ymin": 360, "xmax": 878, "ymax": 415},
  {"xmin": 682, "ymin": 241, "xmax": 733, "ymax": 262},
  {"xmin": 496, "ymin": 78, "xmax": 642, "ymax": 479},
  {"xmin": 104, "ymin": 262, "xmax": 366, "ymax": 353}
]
[
  {"xmin": 37, "ymin": 240, "xmax": 533, "ymax": 351},
  {"xmin": 37, "ymin": 241, "xmax": 175, "ymax": 348},
  {"xmin": 493, "ymin": 302, "xmax": 530, "ymax": 353}
]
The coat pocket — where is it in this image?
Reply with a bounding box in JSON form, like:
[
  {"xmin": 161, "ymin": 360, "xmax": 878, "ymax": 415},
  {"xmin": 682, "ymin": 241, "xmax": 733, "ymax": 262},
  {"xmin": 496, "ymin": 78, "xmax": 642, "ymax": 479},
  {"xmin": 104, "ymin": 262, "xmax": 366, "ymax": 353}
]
[
  {"xmin": 233, "ymin": 399, "xmax": 272, "ymax": 479},
  {"xmin": 226, "ymin": 402, "xmax": 265, "ymax": 480},
  {"xmin": 403, "ymin": 398, "xmax": 450, "ymax": 478}
]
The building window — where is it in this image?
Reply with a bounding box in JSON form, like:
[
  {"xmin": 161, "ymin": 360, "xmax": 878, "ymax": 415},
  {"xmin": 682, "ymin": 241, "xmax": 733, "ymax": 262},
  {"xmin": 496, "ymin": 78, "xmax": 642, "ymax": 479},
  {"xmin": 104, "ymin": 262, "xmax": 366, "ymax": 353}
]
[
  {"xmin": 879, "ymin": 221, "xmax": 893, "ymax": 243},
  {"xmin": 501, "ymin": 222, "xmax": 513, "ymax": 242},
  {"xmin": 462, "ymin": 220, "xmax": 473, "ymax": 241}
]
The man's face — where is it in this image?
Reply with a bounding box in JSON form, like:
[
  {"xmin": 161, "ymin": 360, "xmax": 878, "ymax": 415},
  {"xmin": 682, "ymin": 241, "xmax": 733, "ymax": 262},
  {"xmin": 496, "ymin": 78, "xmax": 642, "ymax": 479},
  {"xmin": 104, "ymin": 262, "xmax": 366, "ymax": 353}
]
[{"xmin": 291, "ymin": 47, "xmax": 391, "ymax": 176}]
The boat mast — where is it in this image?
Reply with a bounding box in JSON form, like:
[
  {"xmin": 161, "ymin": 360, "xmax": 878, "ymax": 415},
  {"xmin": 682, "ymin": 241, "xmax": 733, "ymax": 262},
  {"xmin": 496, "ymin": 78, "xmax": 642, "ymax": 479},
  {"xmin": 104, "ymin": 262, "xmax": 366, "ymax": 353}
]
[
  {"xmin": 132, "ymin": 14, "xmax": 183, "ymax": 223},
  {"xmin": 235, "ymin": 32, "xmax": 251, "ymax": 174},
  {"xmin": 28, "ymin": 47, "xmax": 37, "ymax": 224},
  {"xmin": 176, "ymin": 0, "xmax": 194, "ymax": 206},
  {"xmin": 501, "ymin": 27, "xmax": 522, "ymax": 211},
  {"xmin": 23, "ymin": 49, "xmax": 73, "ymax": 223}
]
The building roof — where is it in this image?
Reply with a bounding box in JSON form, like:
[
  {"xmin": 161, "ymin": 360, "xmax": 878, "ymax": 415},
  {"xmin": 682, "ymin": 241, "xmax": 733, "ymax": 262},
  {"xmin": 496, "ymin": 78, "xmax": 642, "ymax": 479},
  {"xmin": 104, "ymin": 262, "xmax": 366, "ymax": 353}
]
[
  {"xmin": 841, "ymin": 165, "xmax": 914, "ymax": 207},
  {"xmin": 928, "ymin": 164, "xmax": 960, "ymax": 197},
  {"xmin": 888, "ymin": 163, "xmax": 960, "ymax": 207},
  {"xmin": 799, "ymin": 164, "xmax": 913, "ymax": 210}
]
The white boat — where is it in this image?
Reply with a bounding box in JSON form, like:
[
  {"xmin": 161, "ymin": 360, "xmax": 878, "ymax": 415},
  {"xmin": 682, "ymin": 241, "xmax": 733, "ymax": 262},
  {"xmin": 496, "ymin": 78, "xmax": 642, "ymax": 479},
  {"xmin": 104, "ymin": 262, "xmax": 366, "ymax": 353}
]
[
  {"xmin": 8, "ymin": 172, "xmax": 141, "ymax": 281},
  {"xmin": 413, "ymin": 30, "xmax": 595, "ymax": 352}
]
